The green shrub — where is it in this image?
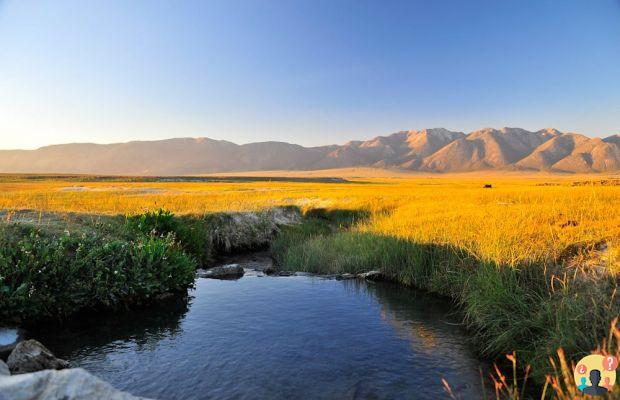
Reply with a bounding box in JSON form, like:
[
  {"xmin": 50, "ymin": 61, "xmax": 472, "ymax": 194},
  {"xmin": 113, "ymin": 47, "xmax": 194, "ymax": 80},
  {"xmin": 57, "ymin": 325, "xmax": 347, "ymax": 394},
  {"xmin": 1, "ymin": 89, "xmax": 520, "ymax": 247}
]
[
  {"xmin": 127, "ymin": 210, "xmax": 214, "ymax": 265},
  {"xmin": 0, "ymin": 225, "xmax": 196, "ymax": 324},
  {"xmin": 126, "ymin": 208, "xmax": 176, "ymax": 236}
]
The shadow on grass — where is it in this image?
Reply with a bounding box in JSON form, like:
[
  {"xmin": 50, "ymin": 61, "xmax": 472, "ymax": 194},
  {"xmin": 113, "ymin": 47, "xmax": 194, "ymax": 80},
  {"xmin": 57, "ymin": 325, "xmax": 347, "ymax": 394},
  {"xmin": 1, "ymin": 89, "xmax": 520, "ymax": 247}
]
[{"xmin": 303, "ymin": 208, "xmax": 370, "ymax": 228}]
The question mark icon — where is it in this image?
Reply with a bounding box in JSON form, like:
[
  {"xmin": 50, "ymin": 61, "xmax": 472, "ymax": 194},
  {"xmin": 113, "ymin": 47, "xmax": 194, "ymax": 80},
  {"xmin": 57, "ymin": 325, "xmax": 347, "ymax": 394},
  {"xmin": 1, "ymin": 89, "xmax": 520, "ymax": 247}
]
[
  {"xmin": 577, "ymin": 364, "xmax": 587, "ymax": 374},
  {"xmin": 602, "ymin": 355, "xmax": 618, "ymax": 371}
]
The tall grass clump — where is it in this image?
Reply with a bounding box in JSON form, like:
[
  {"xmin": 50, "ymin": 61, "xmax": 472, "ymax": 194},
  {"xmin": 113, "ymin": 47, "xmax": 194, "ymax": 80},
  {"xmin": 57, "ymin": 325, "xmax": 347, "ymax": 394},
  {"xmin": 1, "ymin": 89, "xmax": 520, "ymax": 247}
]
[{"xmin": 447, "ymin": 319, "xmax": 620, "ymax": 399}]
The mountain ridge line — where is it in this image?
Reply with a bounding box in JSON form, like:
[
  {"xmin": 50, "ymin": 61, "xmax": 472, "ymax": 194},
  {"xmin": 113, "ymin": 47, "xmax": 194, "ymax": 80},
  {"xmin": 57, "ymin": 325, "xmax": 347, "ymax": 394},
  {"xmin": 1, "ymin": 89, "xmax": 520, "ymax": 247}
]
[{"xmin": 2, "ymin": 127, "xmax": 619, "ymax": 174}]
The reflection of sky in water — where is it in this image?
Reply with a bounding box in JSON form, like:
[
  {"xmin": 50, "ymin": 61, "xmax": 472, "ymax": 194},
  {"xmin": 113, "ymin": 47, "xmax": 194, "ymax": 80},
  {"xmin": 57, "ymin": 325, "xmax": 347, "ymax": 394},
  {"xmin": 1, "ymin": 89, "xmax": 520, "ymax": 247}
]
[
  {"xmin": 34, "ymin": 275, "xmax": 486, "ymax": 400},
  {"xmin": 342, "ymin": 279, "xmax": 483, "ymax": 392},
  {"xmin": 0, "ymin": 328, "xmax": 18, "ymax": 346}
]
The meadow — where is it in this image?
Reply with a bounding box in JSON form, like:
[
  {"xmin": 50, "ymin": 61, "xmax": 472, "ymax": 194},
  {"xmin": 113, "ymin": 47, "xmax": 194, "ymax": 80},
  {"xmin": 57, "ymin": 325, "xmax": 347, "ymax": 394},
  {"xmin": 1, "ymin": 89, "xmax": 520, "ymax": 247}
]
[
  {"xmin": 2, "ymin": 174, "xmax": 618, "ymax": 275},
  {"xmin": 0, "ymin": 173, "xmax": 619, "ymax": 398}
]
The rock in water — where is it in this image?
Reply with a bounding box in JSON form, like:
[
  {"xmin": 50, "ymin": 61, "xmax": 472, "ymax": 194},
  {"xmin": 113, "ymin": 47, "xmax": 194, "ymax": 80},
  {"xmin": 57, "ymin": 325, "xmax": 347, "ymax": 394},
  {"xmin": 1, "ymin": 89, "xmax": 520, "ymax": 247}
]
[
  {"xmin": 197, "ymin": 264, "xmax": 244, "ymax": 279},
  {"xmin": 263, "ymin": 265, "xmax": 278, "ymax": 275},
  {"xmin": 6, "ymin": 340, "xmax": 69, "ymax": 374},
  {"xmin": 0, "ymin": 368, "xmax": 150, "ymax": 399},
  {"xmin": 357, "ymin": 271, "xmax": 383, "ymax": 280},
  {"xmin": 0, "ymin": 360, "xmax": 9, "ymax": 376}
]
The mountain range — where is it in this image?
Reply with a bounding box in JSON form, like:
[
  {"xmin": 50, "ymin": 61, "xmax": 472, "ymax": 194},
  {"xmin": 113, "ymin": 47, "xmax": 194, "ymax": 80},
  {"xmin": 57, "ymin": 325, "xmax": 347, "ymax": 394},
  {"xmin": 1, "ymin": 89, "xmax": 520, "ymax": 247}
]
[{"xmin": 2, "ymin": 127, "xmax": 620, "ymax": 175}]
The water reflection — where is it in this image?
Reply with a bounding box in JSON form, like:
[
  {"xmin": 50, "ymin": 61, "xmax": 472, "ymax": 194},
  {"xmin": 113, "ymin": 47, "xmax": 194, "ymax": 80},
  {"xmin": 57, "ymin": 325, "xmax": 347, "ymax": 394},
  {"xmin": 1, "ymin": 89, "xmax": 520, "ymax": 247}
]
[
  {"xmin": 343, "ymin": 280, "xmax": 463, "ymax": 352},
  {"xmin": 32, "ymin": 275, "xmax": 485, "ymax": 399},
  {"xmin": 340, "ymin": 280, "xmax": 484, "ymax": 397},
  {"xmin": 34, "ymin": 294, "xmax": 191, "ymax": 359}
]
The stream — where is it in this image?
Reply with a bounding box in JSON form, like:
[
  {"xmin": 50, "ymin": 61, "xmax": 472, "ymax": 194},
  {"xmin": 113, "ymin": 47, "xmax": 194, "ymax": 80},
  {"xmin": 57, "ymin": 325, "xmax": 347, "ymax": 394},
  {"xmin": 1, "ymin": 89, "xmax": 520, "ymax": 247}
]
[{"xmin": 31, "ymin": 253, "xmax": 487, "ymax": 399}]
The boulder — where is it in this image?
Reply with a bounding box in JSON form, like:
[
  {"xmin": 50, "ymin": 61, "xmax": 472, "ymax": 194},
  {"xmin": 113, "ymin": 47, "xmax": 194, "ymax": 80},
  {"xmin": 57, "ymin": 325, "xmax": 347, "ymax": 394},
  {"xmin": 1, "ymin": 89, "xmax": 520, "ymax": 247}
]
[
  {"xmin": 0, "ymin": 328, "xmax": 25, "ymax": 360},
  {"xmin": 197, "ymin": 264, "xmax": 244, "ymax": 279},
  {"xmin": 0, "ymin": 368, "xmax": 150, "ymax": 399},
  {"xmin": 0, "ymin": 360, "xmax": 9, "ymax": 376},
  {"xmin": 6, "ymin": 339, "xmax": 69, "ymax": 374},
  {"xmin": 263, "ymin": 265, "xmax": 279, "ymax": 275},
  {"xmin": 357, "ymin": 271, "xmax": 383, "ymax": 280}
]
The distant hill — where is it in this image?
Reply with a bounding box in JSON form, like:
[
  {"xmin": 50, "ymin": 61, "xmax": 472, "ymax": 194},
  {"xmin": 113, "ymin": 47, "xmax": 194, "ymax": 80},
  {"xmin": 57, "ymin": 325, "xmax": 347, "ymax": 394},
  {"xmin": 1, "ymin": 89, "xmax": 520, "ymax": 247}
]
[{"xmin": 1, "ymin": 128, "xmax": 620, "ymax": 174}]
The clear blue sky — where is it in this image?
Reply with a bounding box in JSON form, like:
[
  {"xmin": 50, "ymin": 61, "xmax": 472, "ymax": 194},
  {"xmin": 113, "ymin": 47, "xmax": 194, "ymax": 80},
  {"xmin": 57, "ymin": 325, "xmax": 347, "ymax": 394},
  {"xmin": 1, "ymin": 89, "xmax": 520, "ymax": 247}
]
[{"xmin": 1, "ymin": 0, "xmax": 619, "ymax": 149}]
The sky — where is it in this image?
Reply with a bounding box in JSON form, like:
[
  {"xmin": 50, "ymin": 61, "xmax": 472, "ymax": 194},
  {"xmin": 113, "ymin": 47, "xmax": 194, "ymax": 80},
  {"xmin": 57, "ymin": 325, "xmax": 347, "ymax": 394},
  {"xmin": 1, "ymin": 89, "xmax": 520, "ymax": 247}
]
[{"xmin": 0, "ymin": 0, "xmax": 619, "ymax": 150}]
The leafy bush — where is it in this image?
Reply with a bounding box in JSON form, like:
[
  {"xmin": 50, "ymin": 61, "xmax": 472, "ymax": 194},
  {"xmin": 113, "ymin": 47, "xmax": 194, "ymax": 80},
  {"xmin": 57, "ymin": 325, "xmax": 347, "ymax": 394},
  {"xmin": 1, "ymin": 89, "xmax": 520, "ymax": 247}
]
[
  {"xmin": 127, "ymin": 210, "xmax": 214, "ymax": 265},
  {"xmin": 126, "ymin": 208, "xmax": 176, "ymax": 236},
  {"xmin": 0, "ymin": 225, "xmax": 196, "ymax": 324}
]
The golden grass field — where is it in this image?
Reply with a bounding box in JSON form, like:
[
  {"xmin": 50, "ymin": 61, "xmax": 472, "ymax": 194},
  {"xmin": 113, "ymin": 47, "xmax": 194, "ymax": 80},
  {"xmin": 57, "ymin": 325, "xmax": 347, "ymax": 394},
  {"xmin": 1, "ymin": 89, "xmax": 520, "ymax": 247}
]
[{"xmin": 1, "ymin": 173, "xmax": 618, "ymax": 271}]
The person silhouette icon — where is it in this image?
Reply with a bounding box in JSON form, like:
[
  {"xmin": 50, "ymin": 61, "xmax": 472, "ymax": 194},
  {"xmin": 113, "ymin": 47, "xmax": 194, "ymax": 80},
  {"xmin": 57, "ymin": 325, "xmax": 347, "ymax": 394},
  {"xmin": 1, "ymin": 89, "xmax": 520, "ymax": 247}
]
[
  {"xmin": 578, "ymin": 377, "xmax": 588, "ymax": 391},
  {"xmin": 583, "ymin": 369, "xmax": 609, "ymax": 395},
  {"xmin": 603, "ymin": 376, "xmax": 614, "ymax": 392}
]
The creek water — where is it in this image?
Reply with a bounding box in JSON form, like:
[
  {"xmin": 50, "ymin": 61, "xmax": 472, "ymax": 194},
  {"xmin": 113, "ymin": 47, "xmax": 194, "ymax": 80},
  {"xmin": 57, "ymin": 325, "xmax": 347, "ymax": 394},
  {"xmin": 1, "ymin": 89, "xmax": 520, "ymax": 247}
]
[{"xmin": 33, "ymin": 257, "xmax": 487, "ymax": 399}]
